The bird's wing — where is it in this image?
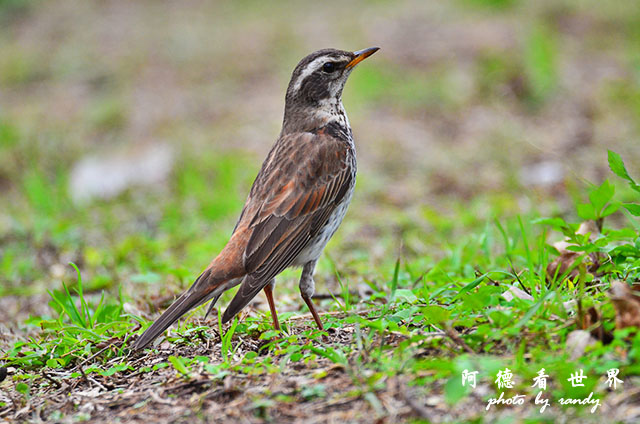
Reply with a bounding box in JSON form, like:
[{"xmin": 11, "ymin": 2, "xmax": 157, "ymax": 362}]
[{"xmin": 222, "ymin": 131, "xmax": 354, "ymax": 322}]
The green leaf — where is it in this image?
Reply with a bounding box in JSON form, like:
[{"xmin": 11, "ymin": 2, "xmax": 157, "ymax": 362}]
[
  {"xmin": 576, "ymin": 203, "xmax": 596, "ymax": 220},
  {"xmin": 624, "ymin": 203, "xmax": 640, "ymax": 217},
  {"xmin": 608, "ymin": 150, "xmax": 632, "ymax": 182},
  {"xmin": 309, "ymin": 345, "xmax": 347, "ymax": 366},
  {"xmin": 168, "ymin": 355, "xmax": 191, "ymax": 378},
  {"xmin": 452, "ymin": 274, "xmax": 487, "ymax": 301},
  {"xmin": 532, "ymin": 217, "xmax": 568, "ymax": 229},
  {"xmin": 15, "ymin": 382, "xmax": 29, "ymax": 396},
  {"xmin": 422, "ymin": 305, "xmax": 451, "ymax": 324},
  {"xmin": 390, "ymin": 306, "xmax": 417, "ymax": 322},
  {"xmin": 46, "ymin": 358, "xmax": 61, "ymax": 368},
  {"xmin": 608, "ymin": 150, "xmax": 640, "ymax": 193},
  {"xmin": 394, "ymin": 289, "xmax": 417, "ymax": 304},
  {"xmin": 259, "ymin": 330, "xmax": 279, "ymax": 340},
  {"xmin": 601, "ymin": 201, "xmax": 621, "ymax": 218},
  {"xmin": 100, "ymin": 363, "xmax": 130, "ymax": 376},
  {"xmin": 589, "ymin": 180, "xmax": 615, "ymax": 214},
  {"xmin": 514, "ymin": 292, "xmax": 555, "ymax": 328}
]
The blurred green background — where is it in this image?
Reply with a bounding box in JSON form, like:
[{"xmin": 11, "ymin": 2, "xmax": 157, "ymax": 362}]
[{"xmin": 1, "ymin": 0, "xmax": 639, "ymax": 322}]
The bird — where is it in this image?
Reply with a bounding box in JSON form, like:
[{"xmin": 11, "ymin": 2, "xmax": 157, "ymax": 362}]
[{"xmin": 133, "ymin": 46, "xmax": 379, "ymax": 350}]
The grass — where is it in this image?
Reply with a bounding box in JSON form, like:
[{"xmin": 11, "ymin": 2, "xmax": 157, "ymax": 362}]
[{"xmin": 2, "ymin": 150, "xmax": 640, "ymax": 422}]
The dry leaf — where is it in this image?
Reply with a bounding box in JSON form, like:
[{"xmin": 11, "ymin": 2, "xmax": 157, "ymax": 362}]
[
  {"xmin": 546, "ymin": 221, "xmax": 603, "ymax": 281},
  {"xmin": 610, "ymin": 281, "xmax": 640, "ymax": 330},
  {"xmin": 580, "ymin": 306, "xmax": 613, "ymax": 344}
]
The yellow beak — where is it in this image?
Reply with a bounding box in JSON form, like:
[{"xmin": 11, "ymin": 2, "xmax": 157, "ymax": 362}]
[{"xmin": 346, "ymin": 46, "xmax": 380, "ymax": 69}]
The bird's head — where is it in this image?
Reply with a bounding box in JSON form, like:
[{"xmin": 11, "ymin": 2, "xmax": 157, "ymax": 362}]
[{"xmin": 284, "ymin": 47, "xmax": 379, "ymax": 114}]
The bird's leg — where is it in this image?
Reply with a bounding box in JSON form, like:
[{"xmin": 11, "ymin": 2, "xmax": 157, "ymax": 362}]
[
  {"xmin": 300, "ymin": 261, "xmax": 325, "ymax": 330},
  {"xmin": 263, "ymin": 279, "xmax": 281, "ymax": 331}
]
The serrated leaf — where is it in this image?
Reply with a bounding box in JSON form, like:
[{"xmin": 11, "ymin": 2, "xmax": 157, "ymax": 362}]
[
  {"xmin": 608, "ymin": 151, "xmax": 640, "ymax": 193},
  {"xmin": 608, "ymin": 150, "xmax": 632, "ymax": 181}
]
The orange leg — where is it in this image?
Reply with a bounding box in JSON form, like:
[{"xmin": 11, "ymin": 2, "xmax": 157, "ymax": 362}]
[{"xmin": 263, "ymin": 283, "xmax": 281, "ymax": 331}]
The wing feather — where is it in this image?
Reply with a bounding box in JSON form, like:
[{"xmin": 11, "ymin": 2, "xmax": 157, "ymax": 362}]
[{"xmin": 221, "ymin": 131, "xmax": 354, "ymax": 322}]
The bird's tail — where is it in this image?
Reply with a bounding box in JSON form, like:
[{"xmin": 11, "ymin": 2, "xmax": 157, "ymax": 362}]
[{"xmin": 132, "ymin": 268, "xmax": 233, "ymax": 350}]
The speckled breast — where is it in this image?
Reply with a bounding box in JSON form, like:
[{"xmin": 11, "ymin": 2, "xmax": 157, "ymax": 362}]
[{"xmin": 293, "ymin": 149, "xmax": 356, "ymax": 266}]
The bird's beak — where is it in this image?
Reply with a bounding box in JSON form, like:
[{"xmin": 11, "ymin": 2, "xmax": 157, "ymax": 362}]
[{"xmin": 346, "ymin": 46, "xmax": 380, "ymax": 69}]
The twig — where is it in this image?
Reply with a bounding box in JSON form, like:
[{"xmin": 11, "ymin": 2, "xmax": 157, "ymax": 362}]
[
  {"xmin": 41, "ymin": 370, "xmax": 62, "ymax": 389},
  {"xmin": 313, "ymin": 291, "xmax": 357, "ymax": 300},
  {"xmin": 165, "ymin": 379, "xmax": 210, "ymax": 394},
  {"xmin": 149, "ymin": 389, "xmax": 177, "ymax": 406},
  {"xmin": 411, "ymin": 273, "xmax": 427, "ymax": 288},
  {"xmin": 445, "ymin": 325, "xmax": 475, "ymax": 354},
  {"xmin": 88, "ymin": 376, "xmax": 109, "ymax": 391},
  {"xmin": 509, "ymin": 262, "xmax": 530, "ymax": 295},
  {"xmin": 74, "ymin": 340, "xmax": 122, "ymax": 371}
]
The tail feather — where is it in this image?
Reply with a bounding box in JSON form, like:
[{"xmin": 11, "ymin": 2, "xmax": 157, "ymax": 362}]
[
  {"xmin": 133, "ymin": 269, "xmax": 227, "ymax": 350},
  {"xmin": 203, "ymin": 277, "xmax": 243, "ymax": 319},
  {"xmin": 221, "ymin": 275, "xmax": 268, "ymax": 324}
]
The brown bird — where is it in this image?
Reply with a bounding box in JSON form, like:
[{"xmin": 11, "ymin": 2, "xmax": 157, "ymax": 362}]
[{"xmin": 133, "ymin": 46, "xmax": 379, "ymax": 350}]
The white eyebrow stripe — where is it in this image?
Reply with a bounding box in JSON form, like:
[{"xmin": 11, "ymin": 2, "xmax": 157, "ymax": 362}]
[{"xmin": 292, "ymin": 56, "xmax": 328, "ymax": 93}]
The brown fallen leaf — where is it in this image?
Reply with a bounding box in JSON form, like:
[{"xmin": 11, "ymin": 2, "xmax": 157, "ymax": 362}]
[
  {"xmin": 546, "ymin": 221, "xmax": 603, "ymax": 281},
  {"xmin": 610, "ymin": 281, "xmax": 640, "ymax": 330},
  {"xmin": 580, "ymin": 306, "xmax": 613, "ymax": 344}
]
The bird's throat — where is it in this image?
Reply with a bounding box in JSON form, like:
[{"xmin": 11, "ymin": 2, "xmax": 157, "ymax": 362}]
[
  {"xmin": 282, "ymin": 98, "xmax": 350, "ymax": 137},
  {"xmin": 316, "ymin": 98, "xmax": 350, "ymax": 131}
]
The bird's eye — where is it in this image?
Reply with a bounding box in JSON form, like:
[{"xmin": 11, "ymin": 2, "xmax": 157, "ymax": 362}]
[{"xmin": 322, "ymin": 62, "xmax": 336, "ymax": 73}]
